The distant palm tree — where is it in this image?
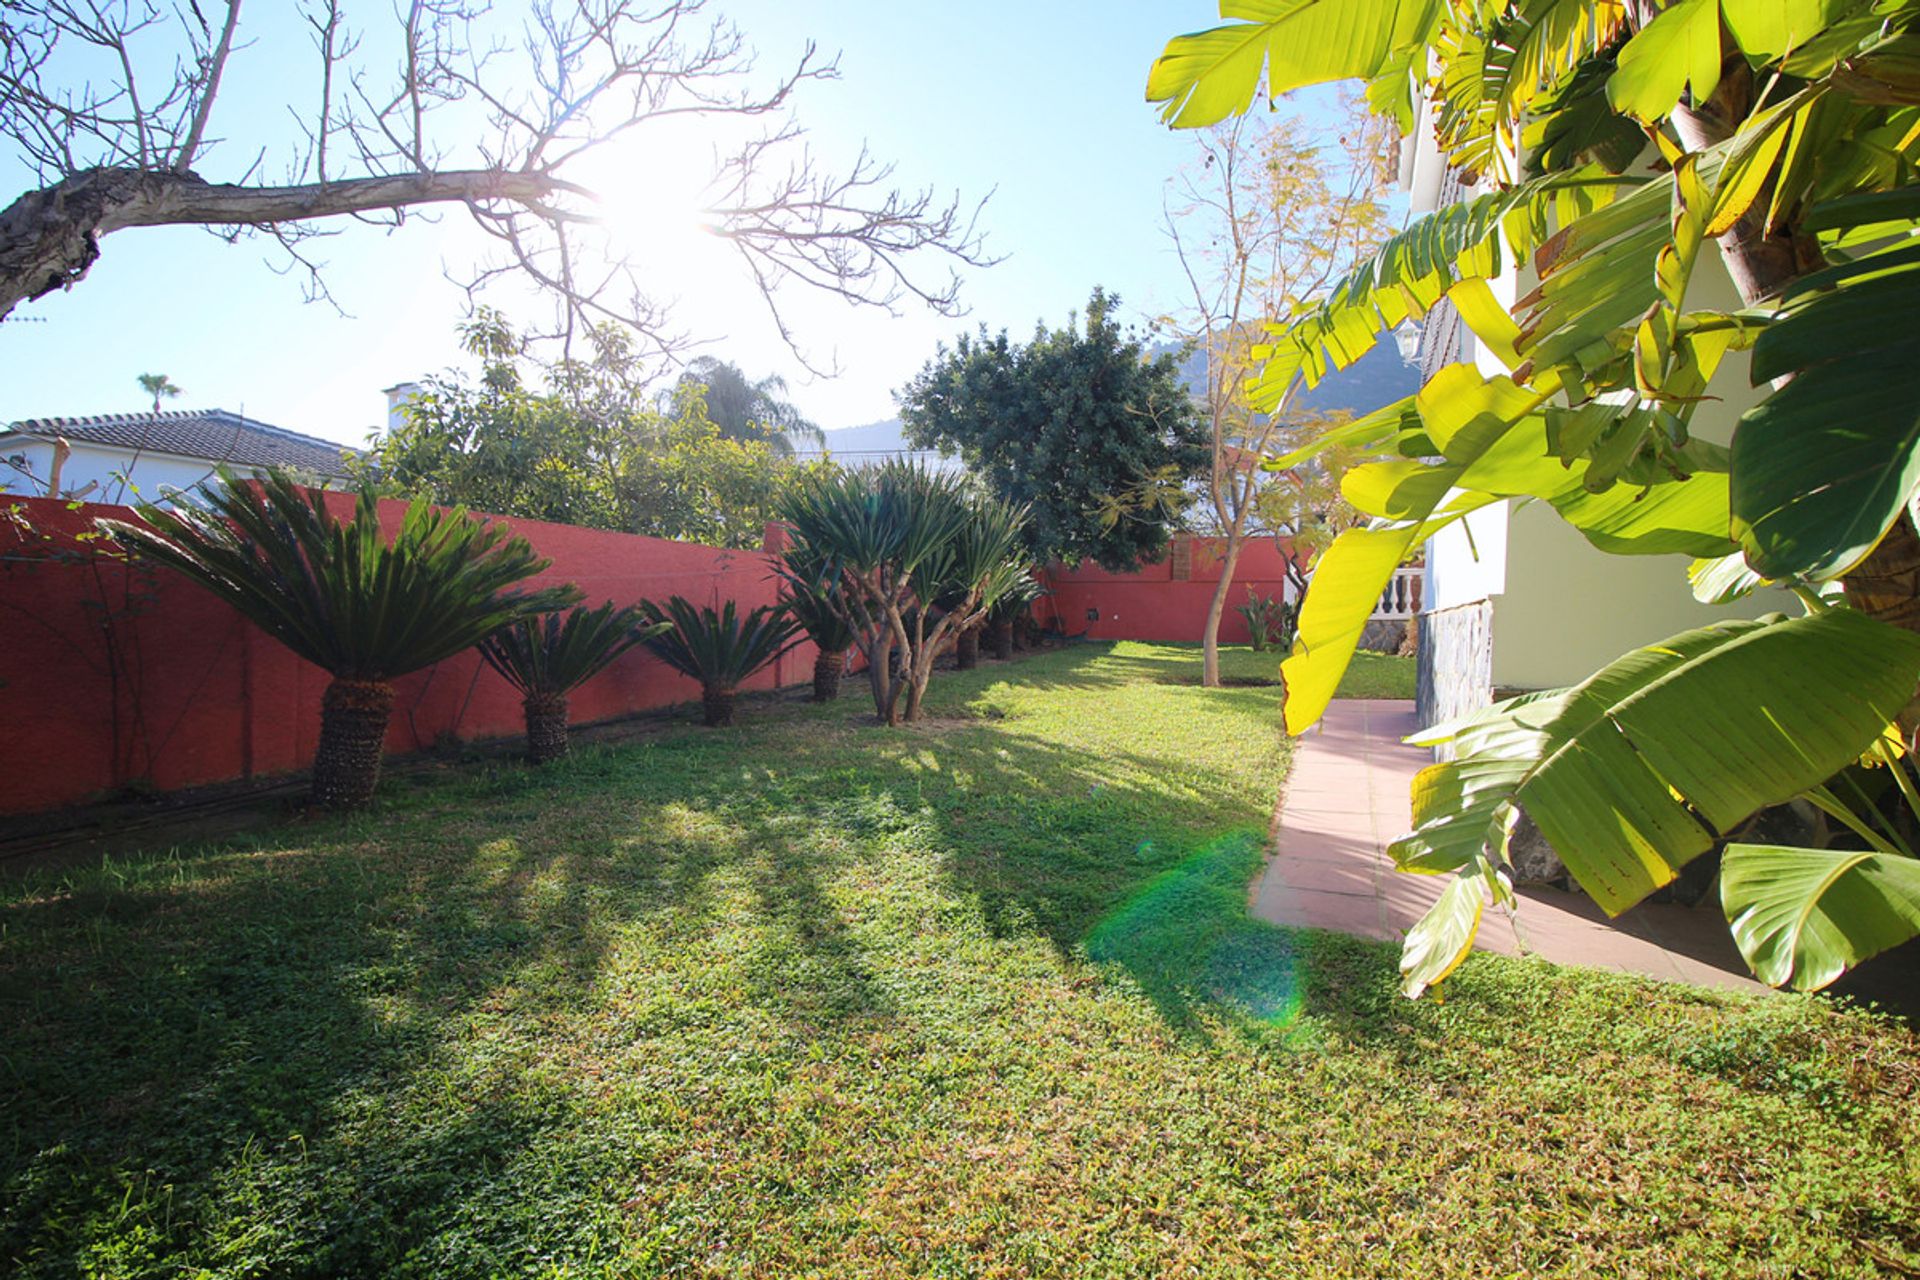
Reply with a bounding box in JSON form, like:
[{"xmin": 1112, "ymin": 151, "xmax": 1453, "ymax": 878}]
[
  {"xmin": 137, "ymin": 373, "xmax": 182, "ymax": 415},
  {"xmin": 677, "ymin": 357, "xmax": 824, "ymax": 456}
]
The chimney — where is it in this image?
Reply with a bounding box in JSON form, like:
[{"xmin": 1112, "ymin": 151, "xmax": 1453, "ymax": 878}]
[{"xmin": 382, "ymin": 382, "xmax": 421, "ymax": 434}]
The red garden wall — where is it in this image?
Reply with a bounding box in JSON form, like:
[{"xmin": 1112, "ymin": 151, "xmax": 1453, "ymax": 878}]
[
  {"xmin": 0, "ymin": 495, "xmax": 816, "ymax": 817},
  {"xmin": 1035, "ymin": 536, "xmax": 1302, "ymax": 645}
]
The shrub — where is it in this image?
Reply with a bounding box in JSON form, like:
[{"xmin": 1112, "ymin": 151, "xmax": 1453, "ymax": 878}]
[
  {"xmin": 1237, "ymin": 589, "xmax": 1298, "ymax": 653},
  {"xmin": 480, "ymin": 603, "xmax": 666, "ymax": 762}
]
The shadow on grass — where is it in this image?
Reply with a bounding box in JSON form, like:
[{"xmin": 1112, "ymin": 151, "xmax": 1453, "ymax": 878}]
[{"xmin": 0, "ymin": 641, "xmax": 1307, "ymax": 1270}]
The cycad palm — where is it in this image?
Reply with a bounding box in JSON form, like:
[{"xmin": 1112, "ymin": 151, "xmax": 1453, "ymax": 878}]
[
  {"xmin": 776, "ymin": 546, "xmax": 860, "ymax": 700},
  {"xmin": 637, "ymin": 596, "xmax": 798, "ymax": 726},
  {"xmin": 480, "ymin": 603, "xmax": 667, "ymax": 762},
  {"xmin": 100, "ymin": 468, "xmax": 576, "ymax": 807}
]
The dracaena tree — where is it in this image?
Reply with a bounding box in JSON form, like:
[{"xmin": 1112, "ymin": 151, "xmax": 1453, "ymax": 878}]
[
  {"xmin": 1149, "ymin": 0, "xmax": 1920, "ymax": 995},
  {"xmin": 779, "ymin": 463, "xmax": 1027, "ymax": 724},
  {"xmin": 100, "ymin": 469, "xmax": 576, "ymax": 808},
  {"xmin": 775, "ymin": 546, "xmax": 860, "ymax": 701}
]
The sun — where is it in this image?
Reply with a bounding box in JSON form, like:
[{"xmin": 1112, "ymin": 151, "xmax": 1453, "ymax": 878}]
[{"xmin": 573, "ymin": 124, "xmax": 728, "ymax": 290}]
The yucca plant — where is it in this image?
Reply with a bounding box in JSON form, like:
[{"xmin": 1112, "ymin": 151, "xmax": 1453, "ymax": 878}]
[
  {"xmin": 99, "ymin": 468, "xmax": 575, "ymax": 808},
  {"xmin": 480, "ymin": 603, "xmax": 668, "ymax": 762},
  {"xmin": 1236, "ymin": 588, "xmax": 1297, "ymax": 654},
  {"xmin": 775, "ymin": 547, "xmax": 859, "ymax": 701},
  {"xmin": 637, "ymin": 595, "xmax": 798, "ymax": 726},
  {"xmin": 780, "ymin": 463, "xmax": 1027, "ymax": 724}
]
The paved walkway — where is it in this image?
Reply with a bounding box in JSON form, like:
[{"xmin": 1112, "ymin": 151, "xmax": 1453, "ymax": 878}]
[{"xmin": 1251, "ymin": 700, "xmax": 1762, "ymax": 991}]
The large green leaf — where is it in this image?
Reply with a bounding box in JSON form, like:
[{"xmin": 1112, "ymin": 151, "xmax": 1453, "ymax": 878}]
[
  {"xmin": 1279, "ymin": 364, "xmax": 1541, "ymax": 734},
  {"xmin": 1400, "ymin": 875, "xmax": 1488, "ymax": 998},
  {"xmin": 1733, "ymin": 244, "xmax": 1920, "ymax": 580},
  {"xmin": 1146, "ymin": 0, "xmax": 1440, "ymax": 128},
  {"xmin": 1279, "ymin": 358, "xmax": 1735, "ymax": 735},
  {"xmin": 1722, "ymin": 844, "xmax": 1920, "ymax": 990},
  {"xmin": 1396, "ymin": 610, "xmax": 1920, "ymax": 914},
  {"xmin": 1606, "ymin": 0, "xmax": 1725, "ymax": 122},
  {"xmin": 1607, "ymin": 0, "xmax": 1847, "ymax": 122}
]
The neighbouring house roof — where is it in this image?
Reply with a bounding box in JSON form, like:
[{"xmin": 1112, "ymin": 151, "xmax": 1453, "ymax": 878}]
[{"xmin": 1, "ymin": 409, "xmax": 360, "ymax": 479}]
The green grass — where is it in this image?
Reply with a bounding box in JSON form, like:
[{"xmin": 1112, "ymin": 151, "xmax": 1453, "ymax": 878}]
[
  {"xmin": 2, "ymin": 641, "xmax": 1914, "ymax": 1277},
  {"xmin": 1329, "ymin": 649, "xmax": 1416, "ymax": 698}
]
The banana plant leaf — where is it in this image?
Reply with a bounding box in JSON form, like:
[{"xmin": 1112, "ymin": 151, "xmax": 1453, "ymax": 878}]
[
  {"xmin": 1146, "ymin": 0, "xmax": 1440, "ymax": 129},
  {"xmin": 1733, "ymin": 211, "xmax": 1920, "ymax": 581},
  {"xmin": 1280, "ymin": 363, "xmax": 1737, "ymax": 735},
  {"xmin": 1398, "ymin": 610, "xmax": 1920, "ymax": 918},
  {"xmin": 1721, "ymin": 843, "xmax": 1920, "ymax": 990}
]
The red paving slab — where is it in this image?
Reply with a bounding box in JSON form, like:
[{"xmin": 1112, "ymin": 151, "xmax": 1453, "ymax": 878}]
[{"xmin": 1251, "ymin": 699, "xmax": 1762, "ymax": 992}]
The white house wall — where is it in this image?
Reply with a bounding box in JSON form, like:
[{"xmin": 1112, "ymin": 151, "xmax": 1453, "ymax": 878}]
[{"xmin": 1, "ymin": 439, "xmax": 233, "ymax": 503}]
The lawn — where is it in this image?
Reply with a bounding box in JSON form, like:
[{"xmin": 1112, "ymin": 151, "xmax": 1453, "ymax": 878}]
[{"xmin": 2, "ymin": 642, "xmax": 1913, "ymax": 1277}]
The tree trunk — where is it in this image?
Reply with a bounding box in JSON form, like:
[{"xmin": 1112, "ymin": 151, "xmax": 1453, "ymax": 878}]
[
  {"xmin": 864, "ymin": 630, "xmax": 894, "ymax": 719},
  {"xmin": 1200, "ymin": 536, "xmax": 1246, "ymax": 688},
  {"xmin": 312, "ymin": 678, "xmax": 395, "ymax": 809},
  {"xmin": 955, "ymin": 622, "xmax": 980, "ymax": 670},
  {"xmin": 904, "ymin": 648, "xmax": 934, "ymax": 722},
  {"xmin": 523, "ymin": 692, "xmax": 569, "ymax": 764},
  {"xmin": 1844, "ymin": 509, "xmax": 1920, "ymax": 732},
  {"xmin": 991, "ymin": 619, "xmax": 1014, "ymax": 660},
  {"xmin": 701, "ymin": 683, "xmax": 737, "ymax": 727},
  {"xmin": 812, "ymin": 647, "xmax": 847, "ymax": 702}
]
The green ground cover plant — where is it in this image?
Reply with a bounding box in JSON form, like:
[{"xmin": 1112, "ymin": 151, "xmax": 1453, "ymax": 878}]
[{"xmin": 1, "ymin": 643, "xmax": 1912, "ymax": 1277}]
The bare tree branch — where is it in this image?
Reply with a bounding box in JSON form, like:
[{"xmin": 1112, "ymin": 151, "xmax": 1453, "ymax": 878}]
[{"xmin": 0, "ymin": 0, "xmax": 996, "ymax": 357}]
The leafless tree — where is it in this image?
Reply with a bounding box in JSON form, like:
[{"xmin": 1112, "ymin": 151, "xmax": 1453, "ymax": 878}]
[
  {"xmin": 0, "ymin": 1, "xmax": 995, "ymax": 360},
  {"xmin": 1166, "ymin": 100, "xmax": 1392, "ymax": 687}
]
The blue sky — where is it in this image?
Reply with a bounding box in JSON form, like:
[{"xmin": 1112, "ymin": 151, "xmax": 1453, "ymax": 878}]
[{"xmin": 0, "ymin": 3, "xmax": 1353, "ymax": 447}]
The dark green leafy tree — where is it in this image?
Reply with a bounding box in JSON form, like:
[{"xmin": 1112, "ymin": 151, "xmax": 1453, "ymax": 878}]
[
  {"xmin": 899, "ymin": 288, "xmax": 1209, "ymax": 570},
  {"xmin": 637, "ymin": 596, "xmax": 799, "ymax": 726},
  {"xmin": 100, "ymin": 469, "xmax": 575, "ymax": 807},
  {"xmin": 480, "ymin": 603, "xmax": 668, "ymax": 762},
  {"xmin": 617, "ymin": 382, "xmax": 828, "ymax": 550},
  {"xmin": 363, "ymin": 313, "xmax": 819, "ymax": 548},
  {"xmin": 361, "ymin": 312, "xmax": 631, "ymax": 529}
]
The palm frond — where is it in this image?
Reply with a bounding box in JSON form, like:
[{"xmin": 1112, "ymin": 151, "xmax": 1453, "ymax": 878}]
[
  {"xmin": 99, "ymin": 467, "xmax": 578, "ymax": 681},
  {"xmin": 637, "ymin": 595, "xmax": 799, "ymax": 688},
  {"xmin": 480, "ymin": 602, "xmax": 665, "ymax": 698}
]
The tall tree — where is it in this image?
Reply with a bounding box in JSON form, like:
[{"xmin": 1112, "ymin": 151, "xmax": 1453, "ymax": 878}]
[
  {"xmin": 899, "ymin": 289, "xmax": 1209, "ymax": 571},
  {"xmin": 364, "ymin": 312, "xmax": 631, "ymax": 530},
  {"xmin": 1147, "ymin": 0, "xmax": 1920, "ymax": 994},
  {"xmin": 136, "ymin": 373, "xmax": 182, "ymax": 416},
  {"xmin": 1166, "ymin": 104, "xmax": 1393, "ymax": 685},
  {"xmin": 0, "ymin": 2, "xmax": 992, "ymax": 353},
  {"xmin": 675, "ymin": 356, "xmax": 824, "ymax": 455}
]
